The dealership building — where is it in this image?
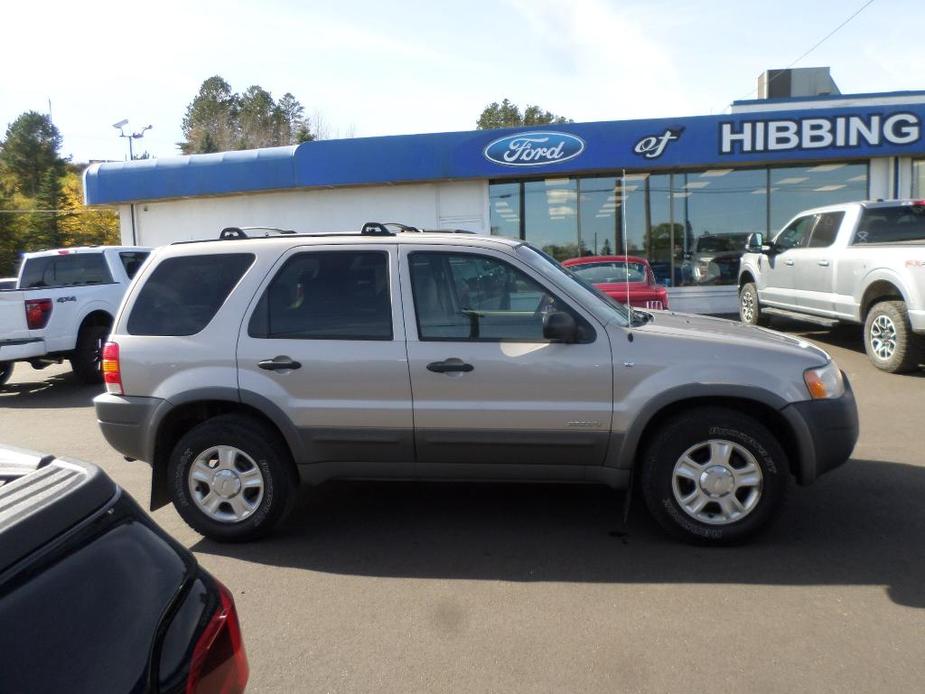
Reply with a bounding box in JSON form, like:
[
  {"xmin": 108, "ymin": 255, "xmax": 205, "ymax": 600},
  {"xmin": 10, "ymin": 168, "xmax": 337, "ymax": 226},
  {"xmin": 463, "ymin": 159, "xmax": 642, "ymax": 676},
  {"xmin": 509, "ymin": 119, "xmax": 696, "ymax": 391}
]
[{"xmin": 85, "ymin": 69, "xmax": 925, "ymax": 313}]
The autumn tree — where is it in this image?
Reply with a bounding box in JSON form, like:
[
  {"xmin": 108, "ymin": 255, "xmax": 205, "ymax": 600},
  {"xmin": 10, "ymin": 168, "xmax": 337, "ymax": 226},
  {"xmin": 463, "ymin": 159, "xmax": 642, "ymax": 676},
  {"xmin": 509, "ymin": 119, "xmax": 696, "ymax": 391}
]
[{"xmin": 476, "ymin": 99, "xmax": 572, "ymax": 130}]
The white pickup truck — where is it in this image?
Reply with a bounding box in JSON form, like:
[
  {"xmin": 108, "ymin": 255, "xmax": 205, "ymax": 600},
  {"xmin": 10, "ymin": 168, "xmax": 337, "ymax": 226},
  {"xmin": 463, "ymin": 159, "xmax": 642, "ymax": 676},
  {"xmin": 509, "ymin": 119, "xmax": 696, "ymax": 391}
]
[
  {"xmin": 0, "ymin": 246, "xmax": 150, "ymax": 386},
  {"xmin": 738, "ymin": 199, "xmax": 925, "ymax": 373}
]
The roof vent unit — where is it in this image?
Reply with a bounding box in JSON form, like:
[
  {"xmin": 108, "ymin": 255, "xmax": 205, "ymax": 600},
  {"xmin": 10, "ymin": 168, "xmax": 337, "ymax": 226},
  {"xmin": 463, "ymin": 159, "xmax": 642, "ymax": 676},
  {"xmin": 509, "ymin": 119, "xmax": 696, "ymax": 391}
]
[{"xmin": 757, "ymin": 67, "xmax": 841, "ymax": 99}]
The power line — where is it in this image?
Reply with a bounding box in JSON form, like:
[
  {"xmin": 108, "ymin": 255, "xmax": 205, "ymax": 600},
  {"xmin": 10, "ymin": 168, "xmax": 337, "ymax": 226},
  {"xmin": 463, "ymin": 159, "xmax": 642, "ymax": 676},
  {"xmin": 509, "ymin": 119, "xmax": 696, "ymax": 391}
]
[{"xmin": 734, "ymin": 0, "xmax": 878, "ymax": 104}]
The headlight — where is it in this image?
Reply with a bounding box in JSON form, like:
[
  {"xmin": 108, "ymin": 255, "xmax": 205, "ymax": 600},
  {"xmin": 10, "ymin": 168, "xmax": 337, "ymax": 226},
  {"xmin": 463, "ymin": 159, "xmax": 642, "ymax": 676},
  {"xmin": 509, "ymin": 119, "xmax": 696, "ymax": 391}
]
[{"xmin": 803, "ymin": 361, "xmax": 845, "ymax": 400}]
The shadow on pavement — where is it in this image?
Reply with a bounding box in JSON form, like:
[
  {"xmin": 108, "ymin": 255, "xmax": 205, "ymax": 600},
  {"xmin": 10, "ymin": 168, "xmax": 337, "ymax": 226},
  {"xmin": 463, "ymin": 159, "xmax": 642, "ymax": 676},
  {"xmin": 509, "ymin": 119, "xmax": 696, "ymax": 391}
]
[
  {"xmin": 0, "ymin": 372, "xmax": 101, "ymax": 409},
  {"xmin": 194, "ymin": 458, "xmax": 925, "ymax": 608}
]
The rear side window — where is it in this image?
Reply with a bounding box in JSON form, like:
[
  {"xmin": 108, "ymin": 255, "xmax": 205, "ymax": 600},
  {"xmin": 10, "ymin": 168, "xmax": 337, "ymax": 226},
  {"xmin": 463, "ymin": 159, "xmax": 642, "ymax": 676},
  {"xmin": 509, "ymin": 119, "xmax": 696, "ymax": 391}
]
[
  {"xmin": 248, "ymin": 251, "xmax": 392, "ymax": 340},
  {"xmin": 854, "ymin": 205, "xmax": 925, "ymax": 244},
  {"xmin": 808, "ymin": 212, "xmax": 844, "ymax": 248},
  {"xmin": 119, "ymin": 251, "xmax": 150, "ymax": 279},
  {"xmin": 19, "ymin": 253, "xmax": 112, "ymax": 288},
  {"xmin": 128, "ymin": 253, "xmax": 254, "ymax": 336}
]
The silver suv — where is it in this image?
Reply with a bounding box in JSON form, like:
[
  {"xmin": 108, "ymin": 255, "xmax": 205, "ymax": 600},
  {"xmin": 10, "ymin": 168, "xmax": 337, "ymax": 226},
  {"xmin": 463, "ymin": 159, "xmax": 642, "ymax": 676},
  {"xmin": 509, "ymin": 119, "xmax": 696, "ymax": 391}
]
[{"xmin": 94, "ymin": 224, "xmax": 858, "ymax": 545}]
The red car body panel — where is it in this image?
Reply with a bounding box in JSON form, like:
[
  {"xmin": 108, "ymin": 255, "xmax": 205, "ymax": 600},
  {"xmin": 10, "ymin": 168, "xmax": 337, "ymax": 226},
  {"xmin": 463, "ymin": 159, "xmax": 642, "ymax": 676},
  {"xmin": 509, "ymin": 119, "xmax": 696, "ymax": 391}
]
[{"xmin": 562, "ymin": 255, "xmax": 670, "ymax": 310}]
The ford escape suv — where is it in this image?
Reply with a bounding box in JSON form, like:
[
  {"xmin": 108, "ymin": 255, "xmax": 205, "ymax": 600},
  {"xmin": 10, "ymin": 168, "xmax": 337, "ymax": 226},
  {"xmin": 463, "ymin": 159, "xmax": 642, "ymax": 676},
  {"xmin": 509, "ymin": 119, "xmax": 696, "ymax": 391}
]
[{"xmin": 94, "ymin": 224, "xmax": 858, "ymax": 545}]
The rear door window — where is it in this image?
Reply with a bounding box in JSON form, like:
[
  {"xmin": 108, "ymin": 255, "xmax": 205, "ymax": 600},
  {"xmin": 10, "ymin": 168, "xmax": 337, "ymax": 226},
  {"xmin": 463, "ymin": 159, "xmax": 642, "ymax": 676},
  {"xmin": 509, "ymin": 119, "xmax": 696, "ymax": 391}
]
[
  {"xmin": 127, "ymin": 253, "xmax": 254, "ymax": 336},
  {"xmin": 807, "ymin": 212, "xmax": 844, "ymax": 248},
  {"xmin": 248, "ymin": 251, "xmax": 392, "ymax": 340}
]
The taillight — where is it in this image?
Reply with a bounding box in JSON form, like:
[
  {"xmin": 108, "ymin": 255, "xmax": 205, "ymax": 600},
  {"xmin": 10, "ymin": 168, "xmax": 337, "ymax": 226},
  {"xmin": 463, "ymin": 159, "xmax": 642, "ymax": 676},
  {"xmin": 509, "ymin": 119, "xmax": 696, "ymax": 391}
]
[
  {"xmin": 24, "ymin": 298, "xmax": 52, "ymax": 330},
  {"xmin": 186, "ymin": 580, "xmax": 248, "ymax": 694},
  {"xmin": 101, "ymin": 341, "xmax": 123, "ymax": 395}
]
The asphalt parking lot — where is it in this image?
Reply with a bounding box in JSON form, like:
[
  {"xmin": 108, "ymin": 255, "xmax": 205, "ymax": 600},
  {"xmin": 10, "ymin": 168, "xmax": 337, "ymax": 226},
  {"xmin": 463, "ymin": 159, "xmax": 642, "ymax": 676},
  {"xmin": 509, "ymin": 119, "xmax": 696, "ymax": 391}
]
[{"xmin": 1, "ymin": 318, "xmax": 924, "ymax": 694}]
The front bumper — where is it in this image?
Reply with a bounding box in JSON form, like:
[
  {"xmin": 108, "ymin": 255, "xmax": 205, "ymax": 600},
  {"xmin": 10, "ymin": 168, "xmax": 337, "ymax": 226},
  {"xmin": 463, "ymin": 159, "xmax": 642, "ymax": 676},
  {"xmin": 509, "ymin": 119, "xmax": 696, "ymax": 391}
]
[
  {"xmin": 94, "ymin": 393, "xmax": 165, "ymax": 463},
  {"xmin": 780, "ymin": 372, "xmax": 858, "ymax": 485}
]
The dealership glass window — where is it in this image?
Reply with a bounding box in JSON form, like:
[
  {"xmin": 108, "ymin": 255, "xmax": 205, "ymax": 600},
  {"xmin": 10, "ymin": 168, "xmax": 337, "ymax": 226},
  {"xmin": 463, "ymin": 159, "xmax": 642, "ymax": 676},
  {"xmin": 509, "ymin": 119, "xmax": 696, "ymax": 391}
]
[
  {"xmin": 621, "ymin": 174, "xmax": 648, "ymax": 257},
  {"xmin": 769, "ymin": 163, "xmax": 868, "ymax": 232},
  {"xmin": 524, "ymin": 178, "xmax": 579, "ymax": 261},
  {"xmin": 646, "ymin": 174, "xmax": 675, "ymax": 286},
  {"xmin": 578, "ymin": 176, "xmax": 619, "ymax": 256},
  {"xmin": 914, "ymin": 160, "xmax": 925, "ymax": 198},
  {"xmin": 489, "ymin": 182, "xmax": 521, "ymax": 238},
  {"xmin": 674, "ymin": 168, "xmax": 768, "ymax": 287}
]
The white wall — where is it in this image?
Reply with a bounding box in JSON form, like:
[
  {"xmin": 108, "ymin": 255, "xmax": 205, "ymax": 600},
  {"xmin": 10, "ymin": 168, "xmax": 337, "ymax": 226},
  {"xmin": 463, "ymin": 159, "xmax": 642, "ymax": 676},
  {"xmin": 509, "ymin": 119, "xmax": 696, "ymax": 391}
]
[{"xmin": 124, "ymin": 180, "xmax": 488, "ymax": 247}]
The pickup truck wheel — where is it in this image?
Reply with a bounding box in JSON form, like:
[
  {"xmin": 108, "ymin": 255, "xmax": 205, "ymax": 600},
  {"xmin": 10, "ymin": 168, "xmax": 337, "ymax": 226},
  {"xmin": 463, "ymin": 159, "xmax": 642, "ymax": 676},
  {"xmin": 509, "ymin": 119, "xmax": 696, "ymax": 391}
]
[
  {"xmin": 640, "ymin": 408, "xmax": 787, "ymax": 545},
  {"xmin": 168, "ymin": 414, "xmax": 296, "ymax": 542},
  {"xmin": 739, "ymin": 283, "xmax": 770, "ymax": 327},
  {"xmin": 70, "ymin": 324, "xmax": 109, "ymax": 385},
  {"xmin": 0, "ymin": 362, "xmax": 12, "ymax": 387},
  {"xmin": 864, "ymin": 300, "xmax": 923, "ymax": 373}
]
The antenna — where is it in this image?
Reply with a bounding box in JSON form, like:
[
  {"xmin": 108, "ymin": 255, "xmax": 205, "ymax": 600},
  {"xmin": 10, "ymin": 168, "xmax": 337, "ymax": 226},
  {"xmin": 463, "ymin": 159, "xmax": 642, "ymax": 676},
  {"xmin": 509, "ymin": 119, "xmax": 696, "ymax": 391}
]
[{"xmin": 621, "ymin": 169, "xmax": 632, "ymax": 330}]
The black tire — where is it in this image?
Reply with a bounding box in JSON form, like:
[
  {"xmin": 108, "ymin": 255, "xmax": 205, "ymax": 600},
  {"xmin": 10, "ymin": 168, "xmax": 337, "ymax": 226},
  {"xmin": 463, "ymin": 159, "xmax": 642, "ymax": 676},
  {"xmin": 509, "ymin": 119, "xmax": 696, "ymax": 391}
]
[
  {"xmin": 739, "ymin": 282, "xmax": 770, "ymax": 327},
  {"xmin": 864, "ymin": 300, "xmax": 923, "ymax": 374},
  {"xmin": 0, "ymin": 362, "xmax": 12, "ymax": 387},
  {"xmin": 640, "ymin": 407, "xmax": 788, "ymax": 545},
  {"xmin": 168, "ymin": 414, "xmax": 296, "ymax": 542},
  {"xmin": 70, "ymin": 323, "xmax": 109, "ymax": 385}
]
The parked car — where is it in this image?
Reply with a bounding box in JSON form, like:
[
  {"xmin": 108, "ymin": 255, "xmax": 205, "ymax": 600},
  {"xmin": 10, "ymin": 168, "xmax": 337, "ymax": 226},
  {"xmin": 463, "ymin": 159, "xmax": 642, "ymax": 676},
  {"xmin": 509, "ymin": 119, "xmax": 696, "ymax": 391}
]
[
  {"xmin": 0, "ymin": 246, "xmax": 150, "ymax": 387},
  {"xmin": 682, "ymin": 233, "xmax": 749, "ymax": 286},
  {"xmin": 562, "ymin": 255, "xmax": 669, "ymax": 309},
  {"xmin": 0, "ymin": 277, "xmax": 16, "ymax": 290},
  {"xmin": 94, "ymin": 223, "xmax": 857, "ymax": 545},
  {"xmin": 0, "ymin": 444, "xmax": 248, "ymax": 693},
  {"xmin": 739, "ymin": 199, "xmax": 925, "ymax": 373}
]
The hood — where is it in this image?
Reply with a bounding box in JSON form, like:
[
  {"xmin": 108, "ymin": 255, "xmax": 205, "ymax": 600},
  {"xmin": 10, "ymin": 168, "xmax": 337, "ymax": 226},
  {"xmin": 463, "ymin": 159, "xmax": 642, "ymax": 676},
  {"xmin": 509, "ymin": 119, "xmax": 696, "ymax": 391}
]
[{"xmin": 633, "ymin": 311, "xmax": 831, "ymax": 364}]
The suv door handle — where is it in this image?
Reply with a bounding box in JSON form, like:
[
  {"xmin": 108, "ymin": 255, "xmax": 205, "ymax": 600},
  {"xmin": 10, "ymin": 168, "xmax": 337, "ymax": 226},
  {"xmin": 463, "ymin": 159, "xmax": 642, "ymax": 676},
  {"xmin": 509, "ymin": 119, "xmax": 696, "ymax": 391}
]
[
  {"xmin": 258, "ymin": 357, "xmax": 302, "ymax": 371},
  {"xmin": 427, "ymin": 358, "xmax": 474, "ymax": 374},
  {"xmin": 784, "ymin": 259, "xmax": 794, "ymax": 266},
  {"xmin": 818, "ymin": 259, "xmax": 830, "ymax": 267}
]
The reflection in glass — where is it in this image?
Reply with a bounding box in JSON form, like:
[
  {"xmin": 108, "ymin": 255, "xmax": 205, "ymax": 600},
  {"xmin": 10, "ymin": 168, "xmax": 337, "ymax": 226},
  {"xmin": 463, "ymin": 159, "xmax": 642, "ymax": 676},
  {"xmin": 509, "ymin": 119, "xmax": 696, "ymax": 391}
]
[
  {"xmin": 646, "ymin": 175, "xmax": 675, "ymax": 287},
  {"xmin": 914, "ymin": 160, "xmax": 925, "ymax": 198},
  {"xmin": 622, "ymin": 174, "xmax": 648, "ymax": 257},
  {"xmin": 578, "ymin": 176, "xmax": 619, "ymax": 256},
  {"xmin": 489, "ymin": 182, "xmax": 521, "ymax": 238},
  {"xmin": 524, "ymin": 178, "xmax": 578, "ymax": 261},
  {"xmin": 769, "ymin": 163, "xmax": 868, "ymax": 231},
  {"xmin": 675, "ymin": 168, "xmax": 767, "ymax": 286}
]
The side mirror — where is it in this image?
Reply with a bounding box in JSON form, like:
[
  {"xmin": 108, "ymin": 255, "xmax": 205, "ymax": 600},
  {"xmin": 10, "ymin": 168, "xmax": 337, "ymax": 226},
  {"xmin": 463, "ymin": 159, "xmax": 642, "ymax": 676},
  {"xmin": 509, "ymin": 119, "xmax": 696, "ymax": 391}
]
[
  {"xmin": 745, "ymin": 232, "xmax": 764, "ymax": 252},
  {"xmin": 543, "ymin": 311, "xmax": 577, "ymax": 343}
]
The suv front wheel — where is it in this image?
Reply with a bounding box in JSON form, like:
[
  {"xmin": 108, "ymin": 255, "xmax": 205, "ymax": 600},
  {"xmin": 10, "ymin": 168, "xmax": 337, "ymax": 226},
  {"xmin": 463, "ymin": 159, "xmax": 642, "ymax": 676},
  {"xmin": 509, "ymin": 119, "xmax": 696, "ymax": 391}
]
[
  {"xmin": 168, "ymin": 414, "xmax": 296, "ymax": 542},
  {"xmin": 641, "ymin": 408, "xmax": 787, "ymax": 545}
]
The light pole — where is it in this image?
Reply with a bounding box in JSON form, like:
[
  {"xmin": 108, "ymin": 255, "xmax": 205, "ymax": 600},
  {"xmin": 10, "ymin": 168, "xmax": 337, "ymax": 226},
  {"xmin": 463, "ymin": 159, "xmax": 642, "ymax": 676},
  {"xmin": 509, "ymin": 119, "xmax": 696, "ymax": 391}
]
[{"xmin": 112, "ymin": 120, "xmax": 152, "ymax": 245}]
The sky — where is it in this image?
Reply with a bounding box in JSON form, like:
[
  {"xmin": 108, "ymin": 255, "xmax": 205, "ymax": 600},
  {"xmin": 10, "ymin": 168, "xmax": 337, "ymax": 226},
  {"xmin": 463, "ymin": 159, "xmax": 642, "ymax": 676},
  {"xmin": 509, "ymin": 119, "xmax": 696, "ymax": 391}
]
[{"xmin": 1, "ymin": 0, "xmax": 923, "ymax": 163}]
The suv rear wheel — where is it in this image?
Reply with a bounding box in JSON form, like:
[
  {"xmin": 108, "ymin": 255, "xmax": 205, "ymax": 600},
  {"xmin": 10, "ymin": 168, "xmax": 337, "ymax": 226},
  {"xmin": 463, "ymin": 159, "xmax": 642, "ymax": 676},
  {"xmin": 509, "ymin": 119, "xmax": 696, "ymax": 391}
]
[
  {"xmin": 168, "ymin": 414, "xmax": 296, "ymax": 542},
  {"xmin": 864, "ymin": 300, "xmax": 923, "ymax": 373},
  {"xmin": 641, "ymin": 407, "xmax": 787, "ymax": 545}
]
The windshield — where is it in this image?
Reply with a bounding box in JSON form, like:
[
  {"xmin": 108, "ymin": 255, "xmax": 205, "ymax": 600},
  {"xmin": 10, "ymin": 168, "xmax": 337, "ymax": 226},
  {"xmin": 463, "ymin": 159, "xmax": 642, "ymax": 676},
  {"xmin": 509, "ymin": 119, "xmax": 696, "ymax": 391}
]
[
  {"xmin": 568, "ymin": 261, "xmax": 647, "ymax": 284},
  {"xmin": 695, "ymin": 235, "xmax": 748, "ymax": 253},
  {"xmin": 516, "ymin": 244, "xmax": 631, "ymax": 326},
  {"xmin": 854, "ymin": 205, "xmax": 925, "ymax": 244}
]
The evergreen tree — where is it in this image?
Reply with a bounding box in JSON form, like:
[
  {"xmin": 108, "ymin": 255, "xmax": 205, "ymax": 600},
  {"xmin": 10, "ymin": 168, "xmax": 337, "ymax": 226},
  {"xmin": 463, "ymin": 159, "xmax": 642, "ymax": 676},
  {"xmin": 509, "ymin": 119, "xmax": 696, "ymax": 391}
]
[
  {"xmin": 476, "ymin": 100, "xmax": 572, "ymax": 129},
  {"xmin": 0, "ymin": 112, "xmax": 65, "ymax": 196},
  {"xmin": 29, "ymin": 170, "xmax": 63, "ymax": 250},
  {"xmin": 180, "ymin": 76, "xmax": 239, "ymax": 154}
]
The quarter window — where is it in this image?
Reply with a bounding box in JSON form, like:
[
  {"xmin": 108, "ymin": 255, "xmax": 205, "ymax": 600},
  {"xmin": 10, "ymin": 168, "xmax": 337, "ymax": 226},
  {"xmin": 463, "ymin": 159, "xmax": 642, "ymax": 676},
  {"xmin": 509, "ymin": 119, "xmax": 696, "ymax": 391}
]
[
  {"xmin": 119, "ymin": 251, "xmax": 150, "ymax": 279},
  {"xmin": 410, "ymin": 251, "xmax": 589, "ymax": 342},
  {"xmin": 127, "ymin": 253, "xmax": 254, "ymax": 336},
  {"xmin": 248, "ymin": 251, "xmax": 392, "ymax": 340},
  {"xmin": 19, "ymin": 253, "xmax": 112, "ymax": 288}
]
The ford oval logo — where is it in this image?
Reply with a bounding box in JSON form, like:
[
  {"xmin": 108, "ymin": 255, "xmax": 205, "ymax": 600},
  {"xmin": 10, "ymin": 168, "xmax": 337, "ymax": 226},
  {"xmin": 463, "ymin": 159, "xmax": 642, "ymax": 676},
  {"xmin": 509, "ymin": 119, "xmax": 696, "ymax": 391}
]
[{"xmin": 483, "ymin": 131, "xmax": 585, "ymax": 167}]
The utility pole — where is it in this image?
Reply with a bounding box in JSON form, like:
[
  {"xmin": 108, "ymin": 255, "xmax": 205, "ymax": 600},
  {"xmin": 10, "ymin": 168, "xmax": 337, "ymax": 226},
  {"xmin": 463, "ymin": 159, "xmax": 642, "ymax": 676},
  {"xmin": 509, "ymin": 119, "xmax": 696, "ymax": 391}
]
[{"xmin": 111, "ymin": 120, "xmax": 152, "ymax": 245}]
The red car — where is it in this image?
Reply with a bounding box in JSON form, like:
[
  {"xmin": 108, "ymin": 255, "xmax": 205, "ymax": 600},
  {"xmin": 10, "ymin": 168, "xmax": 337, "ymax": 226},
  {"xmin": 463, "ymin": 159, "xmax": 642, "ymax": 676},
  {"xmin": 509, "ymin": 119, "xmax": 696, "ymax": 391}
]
[{"xmin": 562, "ymin": 255, "xmax": 669, "ymax": 310}]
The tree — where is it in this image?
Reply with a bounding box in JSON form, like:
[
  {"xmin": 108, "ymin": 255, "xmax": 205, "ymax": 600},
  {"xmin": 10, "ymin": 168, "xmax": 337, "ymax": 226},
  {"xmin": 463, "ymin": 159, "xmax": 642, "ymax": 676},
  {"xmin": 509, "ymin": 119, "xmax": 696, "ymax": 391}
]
[
  {"xmin": 0, "ymin": 182, "xmax": 19, "ymax": 276},
  {"xmin": 28, "ymin": 169, "xmax": 63, "ymax": 249},
  {"xmin": 180, "ymin": 76, "xmax": 239, "ymax": 154},
  {"xmin": 476, "ymin": 99, "xmax": 572, "ymax": 130},
  {"xmin": 58, "ymin": 171, "xmax": 119, "ymax": 247},
  {"xmin": 0, "ymin": 111, "xmax": 65, "ymax": 196},
  {"xmin": 180, "ymin": 77, "xmax": 315, "ymax": 154}
]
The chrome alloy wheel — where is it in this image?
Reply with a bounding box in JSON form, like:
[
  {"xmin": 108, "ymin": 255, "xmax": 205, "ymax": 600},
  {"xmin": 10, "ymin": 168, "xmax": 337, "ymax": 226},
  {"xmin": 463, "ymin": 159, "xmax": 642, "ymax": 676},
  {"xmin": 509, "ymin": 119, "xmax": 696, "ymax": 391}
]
[
  {"xmin": 188, "ymin": 445, "xmax": 265, "ymax": 523},
  {"xmin": 869, "ymin": 314, "xmax": 897, "ymax": 361},
  {"xmin": 740, "ymin": 289, "xmax": 755, "ymax": 323},
  {"xmin": 671, "ymin": 439, "xmax": 763, "ymax": 525}
]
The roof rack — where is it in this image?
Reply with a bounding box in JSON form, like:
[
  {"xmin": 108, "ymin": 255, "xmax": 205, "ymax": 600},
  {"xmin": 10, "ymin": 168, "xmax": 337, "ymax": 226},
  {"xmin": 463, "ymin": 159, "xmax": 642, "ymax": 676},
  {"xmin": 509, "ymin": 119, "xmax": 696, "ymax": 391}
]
[
  {"xmin": 219, "ymin": 226, "xmax": 296, "ymax": 240},
  {"xmin": 360, "ymin": 221, "xmax": 475, "ymax": 236}
]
